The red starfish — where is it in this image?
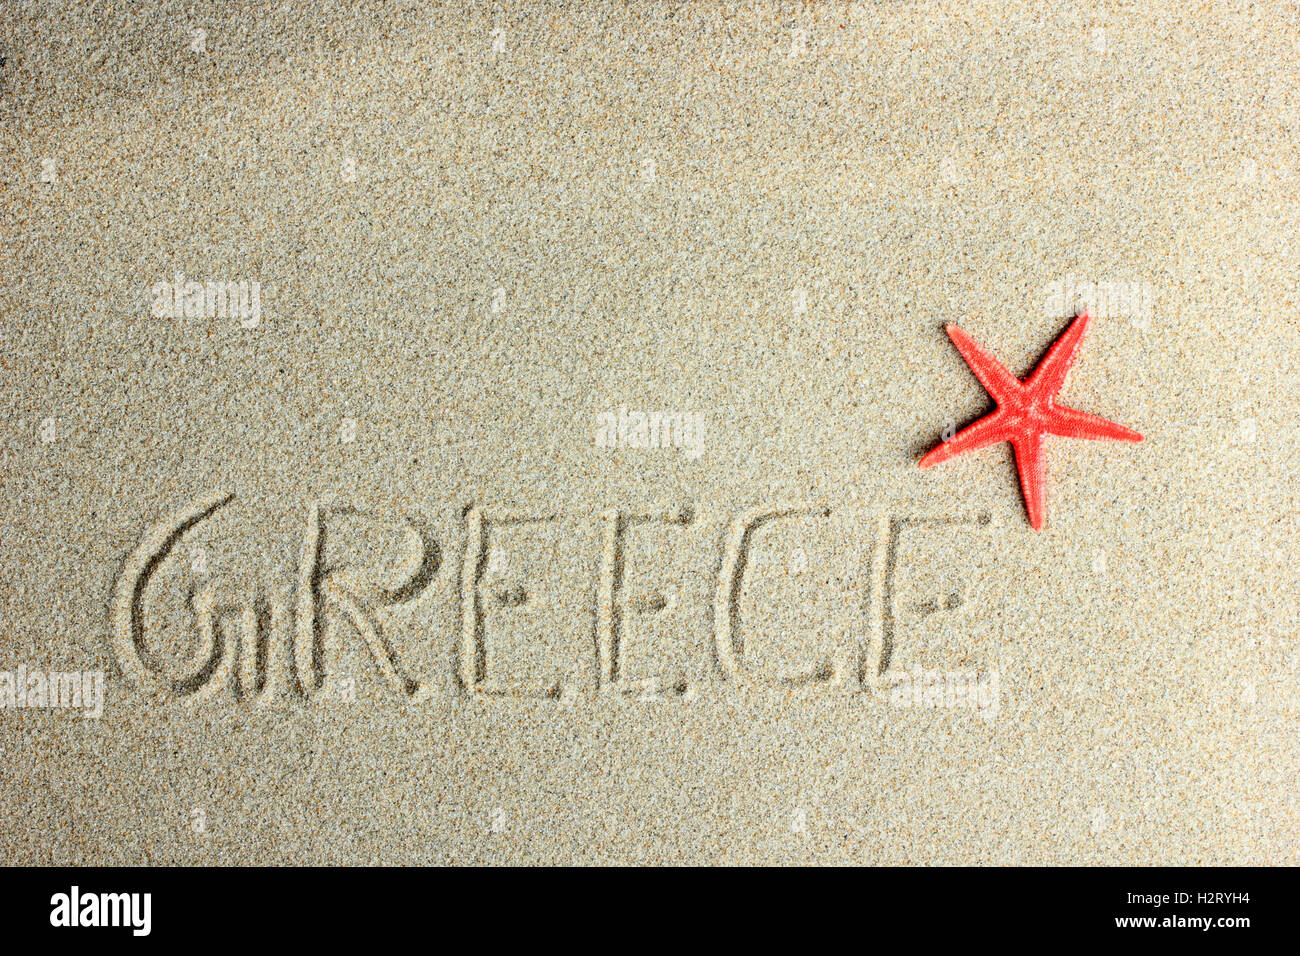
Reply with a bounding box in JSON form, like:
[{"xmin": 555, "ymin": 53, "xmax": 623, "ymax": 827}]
[{"xmin": 918, "ymin": 311, "xmax": 1142, "ymax": 530}]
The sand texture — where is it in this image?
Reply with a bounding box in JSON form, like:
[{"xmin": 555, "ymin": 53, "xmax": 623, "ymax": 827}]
[{"xmin": 0, "ymin": 1, "xmax": 1296, "ymax": 864}]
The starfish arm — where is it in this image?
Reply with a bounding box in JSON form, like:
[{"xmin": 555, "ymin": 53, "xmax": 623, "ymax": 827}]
[
  {"xmin": 918, "ymin": 411, "xmax": 1009, "ymax": 468},
  {"xmin": 945, "ymin": 324, "xmax": 1023, "ymax": 406},
  {"xmin": 1046, "ymin": 404, "xmax": 1143, "ymax": 443},
  {"xmin": 1011, "ymin": 432, "xmax": 1048, "ymax": 531},
  {"xmin": 1025, "ymin": 311, "xmax": 1090, "ymax": 400}
]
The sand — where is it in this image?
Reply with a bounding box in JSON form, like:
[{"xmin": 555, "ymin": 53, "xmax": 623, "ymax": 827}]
[{"xmin": 0, "ymin": 0, "xmax": 1295, "ymax": 864}]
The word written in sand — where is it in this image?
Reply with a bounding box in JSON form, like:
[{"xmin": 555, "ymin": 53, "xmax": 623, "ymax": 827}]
[{"xmin": 111, "ymin": 491, "xmax": 990, "ymax": 705}]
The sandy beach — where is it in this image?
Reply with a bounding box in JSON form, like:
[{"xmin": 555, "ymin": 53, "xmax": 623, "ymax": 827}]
[{"xmin": 0, "ymin": 0, "xmax": 1295, "ymax": 864}]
